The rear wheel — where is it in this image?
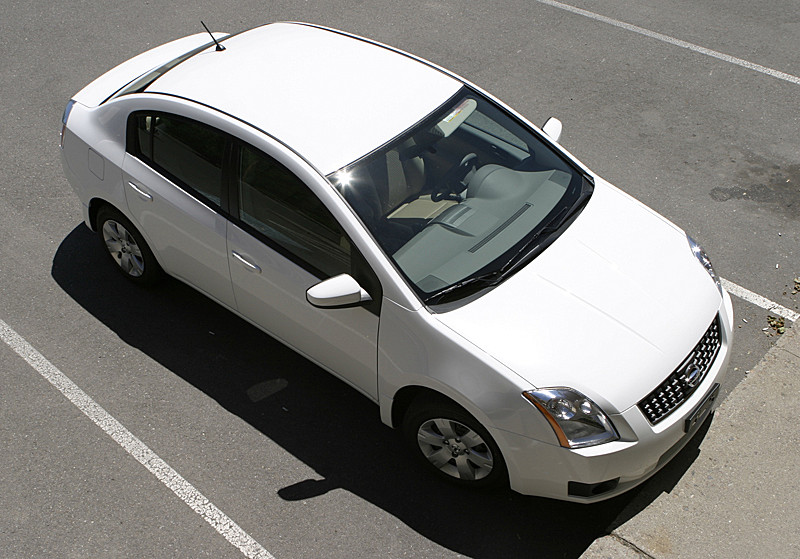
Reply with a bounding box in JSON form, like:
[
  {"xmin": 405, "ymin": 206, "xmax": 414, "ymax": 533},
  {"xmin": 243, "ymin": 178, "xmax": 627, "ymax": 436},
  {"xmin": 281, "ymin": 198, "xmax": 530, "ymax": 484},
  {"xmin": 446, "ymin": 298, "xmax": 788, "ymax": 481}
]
[
  {"xmin": 403, "ymin": 397, "xmax": 507, "ymax": 488},
  {"xmin": 96, "ymin": 206, "xmax": 162, "ymax": 285}
]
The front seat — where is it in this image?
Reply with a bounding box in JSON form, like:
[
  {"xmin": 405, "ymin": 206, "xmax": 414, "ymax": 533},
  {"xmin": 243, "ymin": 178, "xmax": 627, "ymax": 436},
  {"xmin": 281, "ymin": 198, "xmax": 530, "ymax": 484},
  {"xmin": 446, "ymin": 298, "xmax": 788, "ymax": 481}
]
[{"xmin": 339, "ymin": 140, "xmax": 426, "ymax": 253}]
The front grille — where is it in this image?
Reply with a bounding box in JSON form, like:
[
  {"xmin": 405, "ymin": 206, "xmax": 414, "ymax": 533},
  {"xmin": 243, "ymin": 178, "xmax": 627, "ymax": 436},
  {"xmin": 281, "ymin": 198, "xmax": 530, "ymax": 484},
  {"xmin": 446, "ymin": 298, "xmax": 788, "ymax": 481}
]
[{"xmin": 638, "ymin": 315, "xmax": 722, "ymax": 425}]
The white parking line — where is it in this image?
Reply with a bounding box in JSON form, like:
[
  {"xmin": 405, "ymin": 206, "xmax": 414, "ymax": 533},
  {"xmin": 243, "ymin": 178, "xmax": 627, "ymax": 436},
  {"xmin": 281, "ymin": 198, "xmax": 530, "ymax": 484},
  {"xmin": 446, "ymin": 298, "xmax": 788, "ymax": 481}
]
[
  {"xmin": 535, "ymin": 0, "xmax": 800, "ymax": 86},
  {"xmin": 721, "ymin": 278, "xmax": 800, "ymax": 322},
  {"xmin": 0, "ymin": 318, "xmax": 274, "ymax": 559}
]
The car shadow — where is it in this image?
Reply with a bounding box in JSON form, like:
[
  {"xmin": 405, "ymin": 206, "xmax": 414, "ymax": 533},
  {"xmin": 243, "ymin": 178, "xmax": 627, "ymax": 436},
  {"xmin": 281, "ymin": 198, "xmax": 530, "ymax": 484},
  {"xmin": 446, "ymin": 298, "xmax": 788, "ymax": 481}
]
[{"xmin": 52, "ymin": 224, "xmax": 714, "ymax": 559}]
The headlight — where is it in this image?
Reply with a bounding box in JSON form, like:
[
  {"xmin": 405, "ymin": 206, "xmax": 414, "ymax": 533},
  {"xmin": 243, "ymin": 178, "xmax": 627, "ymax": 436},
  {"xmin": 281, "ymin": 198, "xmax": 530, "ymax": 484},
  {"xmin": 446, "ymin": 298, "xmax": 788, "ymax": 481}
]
[
  {"xmin": 523, "ymin": 388, "xmax": 619, "ymax": 448},
  {"xmin": 687, "ymin": 235, "xmax": 723, "ymax": 295}
]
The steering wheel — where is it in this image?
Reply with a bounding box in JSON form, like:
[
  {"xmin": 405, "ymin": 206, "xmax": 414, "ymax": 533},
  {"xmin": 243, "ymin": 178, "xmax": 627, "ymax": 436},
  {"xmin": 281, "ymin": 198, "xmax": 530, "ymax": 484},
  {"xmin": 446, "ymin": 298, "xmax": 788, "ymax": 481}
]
[{"xmin": 432, "ymin": 153, "xmax": 478, "ymax": 202}]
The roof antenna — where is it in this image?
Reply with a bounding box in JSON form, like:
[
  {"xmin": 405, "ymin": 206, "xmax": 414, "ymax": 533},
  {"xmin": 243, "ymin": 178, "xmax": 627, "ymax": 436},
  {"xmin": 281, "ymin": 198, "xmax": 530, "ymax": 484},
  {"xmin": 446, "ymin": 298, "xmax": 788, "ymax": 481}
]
[{"xmin": 201, "ymin": 20, "xmax": 226, "ymax": 51}]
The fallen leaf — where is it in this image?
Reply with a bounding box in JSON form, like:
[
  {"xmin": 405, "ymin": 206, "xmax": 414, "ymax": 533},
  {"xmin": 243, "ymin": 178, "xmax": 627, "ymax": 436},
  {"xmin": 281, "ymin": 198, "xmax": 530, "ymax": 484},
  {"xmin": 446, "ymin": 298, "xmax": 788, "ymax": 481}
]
[{"xmin": 767, "ymin": 315, "xmax": 785, "ymax": 335}]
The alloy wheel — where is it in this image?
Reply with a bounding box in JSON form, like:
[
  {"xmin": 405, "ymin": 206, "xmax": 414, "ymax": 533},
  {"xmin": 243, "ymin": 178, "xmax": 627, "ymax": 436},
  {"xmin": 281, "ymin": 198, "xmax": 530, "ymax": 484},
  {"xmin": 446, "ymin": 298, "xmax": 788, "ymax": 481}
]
[
  {"xmin": 416, "ymin": 418, "xmax": 494, "ymax": 481},
  {"xmin": 102, "ymin": 219, "xmax": 145, "ymax": 278}
]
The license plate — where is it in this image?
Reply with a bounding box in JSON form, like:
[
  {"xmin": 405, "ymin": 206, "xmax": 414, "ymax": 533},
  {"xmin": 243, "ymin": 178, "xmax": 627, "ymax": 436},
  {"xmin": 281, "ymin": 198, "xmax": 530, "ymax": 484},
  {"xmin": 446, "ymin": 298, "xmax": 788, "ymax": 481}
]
[{"xmin": 684, "ymin": 383, "xmax": 720, "ymax": 433}]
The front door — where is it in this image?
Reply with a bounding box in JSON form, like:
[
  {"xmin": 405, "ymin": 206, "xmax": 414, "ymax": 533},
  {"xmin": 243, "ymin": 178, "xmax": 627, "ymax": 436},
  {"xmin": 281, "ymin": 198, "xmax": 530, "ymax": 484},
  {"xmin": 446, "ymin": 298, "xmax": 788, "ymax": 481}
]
[{"xmin": 227, "ymin": 143, "xmax": 380, "ymax": 400}]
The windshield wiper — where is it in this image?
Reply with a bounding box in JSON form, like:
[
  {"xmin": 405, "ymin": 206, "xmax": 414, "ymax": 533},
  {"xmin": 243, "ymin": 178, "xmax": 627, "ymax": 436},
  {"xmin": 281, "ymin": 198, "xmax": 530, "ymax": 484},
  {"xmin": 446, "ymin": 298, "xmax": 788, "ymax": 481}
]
[
  {"xmin": 425, "ymin": 180, "xmax": 593, "ymax": 305},
  {"xmin": 424, "ymin": 269, "xmax": 504, "ymax": 305},
  {"xmin": 496, "ymin": 185, "xmax": 592, "ymax": 277}
]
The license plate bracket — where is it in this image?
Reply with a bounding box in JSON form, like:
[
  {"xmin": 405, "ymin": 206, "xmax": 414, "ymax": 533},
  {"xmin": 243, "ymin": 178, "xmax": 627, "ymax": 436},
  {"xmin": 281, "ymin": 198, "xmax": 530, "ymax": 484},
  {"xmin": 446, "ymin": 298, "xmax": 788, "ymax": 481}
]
[{"xmin": 684, "ymin": 383, "xmax": 720, "ymax": 433}]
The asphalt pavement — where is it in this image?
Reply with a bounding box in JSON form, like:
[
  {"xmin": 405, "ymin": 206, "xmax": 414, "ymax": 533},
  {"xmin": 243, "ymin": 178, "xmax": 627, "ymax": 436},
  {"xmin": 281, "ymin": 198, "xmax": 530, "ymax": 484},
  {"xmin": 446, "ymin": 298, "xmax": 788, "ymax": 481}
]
[{"xmin": 1, "ymin": 1, "xmax": 799, "ymax": 557}]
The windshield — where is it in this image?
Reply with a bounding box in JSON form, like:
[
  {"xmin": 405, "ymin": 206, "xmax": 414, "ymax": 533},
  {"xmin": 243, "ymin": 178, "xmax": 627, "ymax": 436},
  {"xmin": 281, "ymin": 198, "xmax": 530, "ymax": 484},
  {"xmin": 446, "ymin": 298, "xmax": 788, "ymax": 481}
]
[{"xmin": 328, "ymin": 87, "xmax": 590, "ymax": 303}]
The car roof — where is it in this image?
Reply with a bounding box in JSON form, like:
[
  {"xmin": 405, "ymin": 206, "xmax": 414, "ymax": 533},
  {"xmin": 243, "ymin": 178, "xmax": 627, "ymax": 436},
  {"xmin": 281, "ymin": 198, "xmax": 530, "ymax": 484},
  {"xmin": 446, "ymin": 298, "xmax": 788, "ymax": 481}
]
[{"xmin": 146, "ymin": 22, "xmax": 463, "ymax": 175}]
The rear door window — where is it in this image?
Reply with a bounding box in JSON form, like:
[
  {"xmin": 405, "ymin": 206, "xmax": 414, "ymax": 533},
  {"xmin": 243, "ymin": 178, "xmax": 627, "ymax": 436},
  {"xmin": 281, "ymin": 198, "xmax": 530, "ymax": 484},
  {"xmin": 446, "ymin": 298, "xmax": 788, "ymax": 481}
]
[{"xmin": 130, "ymin": 113, "xmax": 227, "ymax": 208}]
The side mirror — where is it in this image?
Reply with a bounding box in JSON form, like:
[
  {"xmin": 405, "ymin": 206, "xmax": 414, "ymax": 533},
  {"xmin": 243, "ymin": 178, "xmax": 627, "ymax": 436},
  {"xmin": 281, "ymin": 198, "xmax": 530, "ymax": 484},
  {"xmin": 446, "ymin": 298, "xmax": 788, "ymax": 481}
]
[
  {"xmin": 306, "ymin": 274, "xmax": 372, "ymax": 308},
  {"xmin": 542, "ymin": 117, "xmax": 563, "ymax": 143}
]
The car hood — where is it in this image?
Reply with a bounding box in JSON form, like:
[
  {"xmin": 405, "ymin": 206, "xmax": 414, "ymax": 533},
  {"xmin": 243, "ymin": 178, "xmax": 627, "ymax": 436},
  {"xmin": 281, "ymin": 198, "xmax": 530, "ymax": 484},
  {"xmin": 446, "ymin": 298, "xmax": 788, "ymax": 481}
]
[{"xmin": 433, "ymin": 178, "xmax": 722, "ymax": 413}]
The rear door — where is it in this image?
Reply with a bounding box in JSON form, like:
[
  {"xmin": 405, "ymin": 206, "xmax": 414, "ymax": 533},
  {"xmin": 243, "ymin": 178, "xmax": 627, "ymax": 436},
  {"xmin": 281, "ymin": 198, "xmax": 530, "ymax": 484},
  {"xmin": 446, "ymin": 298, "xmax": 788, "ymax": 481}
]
[{"xmin": 122, "ymin": 112, "xmax": 236, "ymax": 308}]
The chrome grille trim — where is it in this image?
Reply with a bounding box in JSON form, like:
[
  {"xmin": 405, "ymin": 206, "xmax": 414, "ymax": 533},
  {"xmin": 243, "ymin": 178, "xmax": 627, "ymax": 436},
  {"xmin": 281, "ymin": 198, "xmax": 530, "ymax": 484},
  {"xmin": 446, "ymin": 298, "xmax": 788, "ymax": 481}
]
[{"xmin": 638, "ymin": 314, "xmax": 722, "ymax": 425}]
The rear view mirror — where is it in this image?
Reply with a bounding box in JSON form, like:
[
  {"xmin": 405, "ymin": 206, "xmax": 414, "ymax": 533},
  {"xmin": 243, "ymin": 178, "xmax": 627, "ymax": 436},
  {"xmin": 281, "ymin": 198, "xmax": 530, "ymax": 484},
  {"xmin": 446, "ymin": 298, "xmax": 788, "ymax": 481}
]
[
  {"xmin": 306, "ymin": 274, "xmax": 372, "ymax": 308},
  {"xmin": 542, "ymin": 117, "xmax": 563, "ymax": 143}
]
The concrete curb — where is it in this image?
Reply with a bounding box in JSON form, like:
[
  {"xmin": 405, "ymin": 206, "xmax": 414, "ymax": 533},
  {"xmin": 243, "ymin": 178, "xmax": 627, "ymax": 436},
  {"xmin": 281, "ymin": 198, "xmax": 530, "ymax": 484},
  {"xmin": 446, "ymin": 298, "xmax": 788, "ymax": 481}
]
[{"xmin": 582, "ymin": 325, "xmax": 799, "ymax": 558}]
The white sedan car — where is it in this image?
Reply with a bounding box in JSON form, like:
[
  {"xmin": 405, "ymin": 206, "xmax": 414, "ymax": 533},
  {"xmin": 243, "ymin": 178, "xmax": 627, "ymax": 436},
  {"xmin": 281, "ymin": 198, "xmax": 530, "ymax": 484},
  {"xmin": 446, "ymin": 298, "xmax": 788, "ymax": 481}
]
[{"xmin": 60, "ymin": 22, "xmax": 733, "ymax": 502}]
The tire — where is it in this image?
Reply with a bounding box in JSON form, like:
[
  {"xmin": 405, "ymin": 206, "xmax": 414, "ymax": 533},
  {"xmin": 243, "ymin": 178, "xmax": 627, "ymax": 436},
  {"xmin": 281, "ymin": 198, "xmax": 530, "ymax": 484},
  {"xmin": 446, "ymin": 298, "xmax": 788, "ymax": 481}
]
[
  {"xmin": 403, "ymin": 396, "xmax": 508, "ymax": 489},
  {"xmin": 96, "ymin": 206, "xmax": 163, "ymax": 286}
]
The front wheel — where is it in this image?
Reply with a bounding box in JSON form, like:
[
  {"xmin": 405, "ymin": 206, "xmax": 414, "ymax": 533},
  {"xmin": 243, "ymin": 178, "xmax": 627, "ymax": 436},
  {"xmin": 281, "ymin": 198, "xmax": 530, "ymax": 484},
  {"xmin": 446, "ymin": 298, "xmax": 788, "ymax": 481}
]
[
  {"xmin": 96, "ymin": 206, "xmax": 162, "ymax": 285},
  {"xmin": 403, "ymin": 397, "xmax": 507, "ymax": 489}
]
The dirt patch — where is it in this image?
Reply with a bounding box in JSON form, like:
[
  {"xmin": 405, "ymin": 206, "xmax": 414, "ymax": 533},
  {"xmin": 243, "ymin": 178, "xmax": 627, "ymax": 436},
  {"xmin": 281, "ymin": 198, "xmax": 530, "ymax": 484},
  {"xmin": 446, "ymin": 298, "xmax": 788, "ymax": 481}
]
[{"xmin": 709, "ymin": 155, "xmax": 800, "ymax": 219}]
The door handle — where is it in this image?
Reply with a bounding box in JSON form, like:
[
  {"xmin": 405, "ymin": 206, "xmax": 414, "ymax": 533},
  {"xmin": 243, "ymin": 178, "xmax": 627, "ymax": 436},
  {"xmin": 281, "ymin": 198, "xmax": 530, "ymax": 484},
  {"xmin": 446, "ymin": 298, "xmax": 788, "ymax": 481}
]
[
  {"xmin": 231, "ymin": 250, "xmax": 262, "ymax": 273},
  {"xmin": 127, "ymin": 181, "xmax": 153, "ymax": 201}
]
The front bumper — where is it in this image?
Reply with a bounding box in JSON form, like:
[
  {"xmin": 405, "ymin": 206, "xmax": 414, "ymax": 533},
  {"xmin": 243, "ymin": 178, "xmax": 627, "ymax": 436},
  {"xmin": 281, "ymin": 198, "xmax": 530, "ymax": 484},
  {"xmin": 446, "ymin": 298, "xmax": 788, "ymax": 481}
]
[{"xmin": 498, "ymin": 289, "xmax": 734, "ymax": 502}]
